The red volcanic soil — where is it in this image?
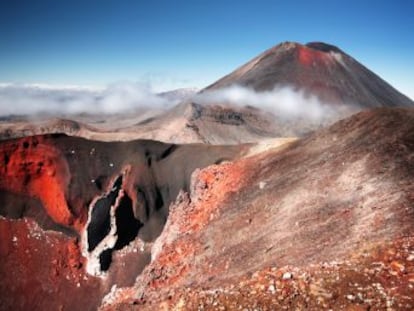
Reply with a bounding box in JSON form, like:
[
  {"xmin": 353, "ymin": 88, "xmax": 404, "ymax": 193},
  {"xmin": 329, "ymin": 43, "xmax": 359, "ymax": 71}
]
[
  {"xmin": 0, "ymin": 218, "xmax": 102, "ymax": 311},
  {"xmin": 101, "ymin": 107, "xmax": 414, "ymax": 310}
]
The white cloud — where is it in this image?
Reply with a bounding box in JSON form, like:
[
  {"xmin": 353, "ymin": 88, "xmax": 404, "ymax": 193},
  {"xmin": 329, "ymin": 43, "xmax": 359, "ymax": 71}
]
[
  {"xmin": 0, "ymin": 82, "xmax": 354, "ymax": 121},
  {"xmin": 0, "ymin": 82, "xmax": 176, "ymax": 116},
  {"xmin": 194, "ymin": 85, "xmax": 337, "ymax": 120}
]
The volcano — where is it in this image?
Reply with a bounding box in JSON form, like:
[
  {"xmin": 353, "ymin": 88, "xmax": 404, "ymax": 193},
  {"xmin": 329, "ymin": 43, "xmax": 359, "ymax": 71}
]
[
  {"xmin": 205, "ymin": 41, "xmax": 413, "ymax": 108},
  {"xmin": 170, "ymin": 41, "xmax": 413, "ymax": 142}
]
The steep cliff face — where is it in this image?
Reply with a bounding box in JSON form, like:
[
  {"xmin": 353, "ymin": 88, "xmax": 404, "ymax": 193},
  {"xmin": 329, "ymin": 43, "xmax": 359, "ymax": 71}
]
[{"xmin": 101, "ymin": 108, "xmax": 414, "ymax": 310}]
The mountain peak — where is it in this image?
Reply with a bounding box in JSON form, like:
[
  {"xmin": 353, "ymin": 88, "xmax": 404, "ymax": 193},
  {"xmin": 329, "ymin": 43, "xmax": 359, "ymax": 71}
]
[
  {"xmin": 267, "ymin": 41, "xmax": 342, "ymax": 54},
  {"xmin": 204, "ymin": 41, "xmax": 413, "ymax": 107},
  {"xmin": 305, "ymin": 42, "xmax": 343, "ymax": 53}
]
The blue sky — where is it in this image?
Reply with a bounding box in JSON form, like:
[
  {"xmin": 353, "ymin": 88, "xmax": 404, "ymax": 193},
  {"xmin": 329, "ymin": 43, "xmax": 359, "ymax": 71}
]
[{"xmin": 0, "ymin": 0, "xmax": 413, "ymax": 97}]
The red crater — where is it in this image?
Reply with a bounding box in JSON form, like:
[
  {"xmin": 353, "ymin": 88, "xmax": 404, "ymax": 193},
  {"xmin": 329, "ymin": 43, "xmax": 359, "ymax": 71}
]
[
  {"xmin": 0, "ymin": 136, "xmax": 73, "ymax": 227},
  {"xmin": 297, "ymin": 45, "xmax": 331, "ymax": 66}
]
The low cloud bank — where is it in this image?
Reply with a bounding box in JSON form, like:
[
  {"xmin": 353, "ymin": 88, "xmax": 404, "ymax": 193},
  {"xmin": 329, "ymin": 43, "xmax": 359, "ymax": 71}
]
[
  {"xmin": 195, "ymin": 85, "xmax": 335, "ymax": 120},
  {"xmin": 0, "ymin": 82, "xmax": 339, "ymax": 120},
  {"xmin": 0, "ymin": 82, "xmax": 175, "ymax": 116}
]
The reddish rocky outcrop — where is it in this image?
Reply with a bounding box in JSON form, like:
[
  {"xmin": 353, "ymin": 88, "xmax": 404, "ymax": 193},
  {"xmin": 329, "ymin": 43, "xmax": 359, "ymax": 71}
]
[{"xmin": 0, "ymin": 136, "xmax": 73, "ymax": 226}]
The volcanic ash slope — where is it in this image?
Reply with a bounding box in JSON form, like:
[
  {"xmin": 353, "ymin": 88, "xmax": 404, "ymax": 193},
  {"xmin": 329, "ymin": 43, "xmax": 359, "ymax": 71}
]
[{"xmin": 104, "ymin": 107, "xmax": 414, "ymax": 310}]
